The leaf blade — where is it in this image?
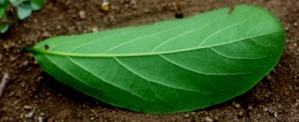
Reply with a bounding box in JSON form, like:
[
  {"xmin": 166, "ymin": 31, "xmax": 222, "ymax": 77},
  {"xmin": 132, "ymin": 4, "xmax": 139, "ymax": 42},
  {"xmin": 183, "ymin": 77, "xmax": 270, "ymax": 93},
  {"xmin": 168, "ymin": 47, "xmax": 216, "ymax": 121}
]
[
  {"xmin": 17, "ymin": 3, "xmax": 32, "ymax": 20},
  {"xmin": 27, "ymin": 5, "xmax": 285, "ymax": 113}
]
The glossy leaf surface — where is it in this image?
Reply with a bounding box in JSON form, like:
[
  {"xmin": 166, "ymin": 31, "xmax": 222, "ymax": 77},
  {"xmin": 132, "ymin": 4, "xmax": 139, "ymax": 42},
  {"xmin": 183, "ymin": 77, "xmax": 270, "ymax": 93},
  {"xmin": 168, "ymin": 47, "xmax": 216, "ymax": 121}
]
[{"xmin": 26, "ymin": 5, "xmax": 285, "ymax": 113}]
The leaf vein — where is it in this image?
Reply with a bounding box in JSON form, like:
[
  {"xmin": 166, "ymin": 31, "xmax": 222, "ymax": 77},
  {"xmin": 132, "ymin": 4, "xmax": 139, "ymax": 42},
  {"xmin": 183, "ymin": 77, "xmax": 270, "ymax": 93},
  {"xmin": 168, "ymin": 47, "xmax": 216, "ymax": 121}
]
[
  {"xmin": 245, "ymin": 17, "xmax": 270, "ymax": 37},
  {"xmin": 67, "ymin": 31, "xmax": 133, "ymax": 52},
  {"xmin": 152, "ymin": 15, "xmax": 228, "ymax": 52},
  {"xmin": 198, "ymin": 19, "xmax": 250, "ymax": 47},
  {"xmin": 104, "ymin": 23, "xmax": 188, "ymax": 54},
  {"xmin": 114, "ymin": 57, "xmax": 202, "ymax": 93},
  {"xmin": 66, "ymin": 57, "xmax": 147, "ymax": 101},
  {"xmin": 210, "ymin": 47, "xmax": 271, "ymax": 60},
  {"xmin": 160, "ymin": 55, "xmax": 249, "ymax": 76}
]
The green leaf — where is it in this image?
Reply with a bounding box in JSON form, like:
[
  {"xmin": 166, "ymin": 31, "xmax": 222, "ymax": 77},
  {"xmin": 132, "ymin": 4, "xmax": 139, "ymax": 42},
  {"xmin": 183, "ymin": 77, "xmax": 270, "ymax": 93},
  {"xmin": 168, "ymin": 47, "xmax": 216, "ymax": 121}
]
[
  {"xmin": 30, "ymin": 0, "xmax": 45, "ymax": 11},
  {"xmin": 0, "ymin": 0, "xmax": 6, "ymax": 4},
  {"xmin": 0, "ymin": 0, "xmax": 8, "ymax": 18},
  {"xmin": 0, "ymin": 7, "xmax": 6, "ymax": 18},
  {"xmin": 0, "ymin": 24, "xmax": 9, "ymax": 33},
  {"xmin": 25, "ymin": 5, "xmax": 285, "ymax": 113},
  {"xmin": 8, "ymin": 0, "xmax": 17, "ymax": 4},
  {"xmin": 16, "ymin": 2, "xmax": 32, "ymax": 20}
]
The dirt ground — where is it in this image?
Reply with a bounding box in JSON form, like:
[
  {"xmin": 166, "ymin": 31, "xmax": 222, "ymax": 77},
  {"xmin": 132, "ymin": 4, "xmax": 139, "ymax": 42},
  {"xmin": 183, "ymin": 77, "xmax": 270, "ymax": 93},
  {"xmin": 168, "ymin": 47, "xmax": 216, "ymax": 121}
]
[{"xmin": 0, "ymin": 0, "xmax": 298, "ymax": 121}]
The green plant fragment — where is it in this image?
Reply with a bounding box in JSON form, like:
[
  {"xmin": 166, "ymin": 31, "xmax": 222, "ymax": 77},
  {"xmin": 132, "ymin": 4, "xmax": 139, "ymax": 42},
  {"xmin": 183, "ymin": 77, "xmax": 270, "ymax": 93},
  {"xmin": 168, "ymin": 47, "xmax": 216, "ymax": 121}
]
[
  {"xmin": 0, "ymin": 0, "xmax": 8, "ymax": 18},
  {"xmin": 0, "ymin": 7, "xmax": 5, "ymax": 18},
  {"xmin": 25, "ymin": 5, "xmax": 285, "ymax": 113},
  {"xmin": 0, "ymin": 24, "xmax": 9, "ymax": 33},
  {"xmin": 8, "ymin": 0, "xmax": 16, "ymax": 4},
  {"xmin": 17, "ymin": 2, "xmax": 32, "ymax": 20},
  {"xmin": 0, "ymin": 0, "xmax": 5, "ymax": 4},
  {"xmin": 30, "ymin": 0, "xmax": 44, "ymax": 10}
]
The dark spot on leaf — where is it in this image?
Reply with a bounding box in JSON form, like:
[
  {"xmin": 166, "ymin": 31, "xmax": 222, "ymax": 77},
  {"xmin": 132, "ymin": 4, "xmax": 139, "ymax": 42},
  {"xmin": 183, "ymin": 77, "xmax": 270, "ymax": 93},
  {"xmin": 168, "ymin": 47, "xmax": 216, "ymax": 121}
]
[
  {"xmin": 229, "ymin": 6, "xmax": 235, "ymax": 14},
  {"xmin": 44, "ymin": 44, "xmax": 49, "ymax": 50}
]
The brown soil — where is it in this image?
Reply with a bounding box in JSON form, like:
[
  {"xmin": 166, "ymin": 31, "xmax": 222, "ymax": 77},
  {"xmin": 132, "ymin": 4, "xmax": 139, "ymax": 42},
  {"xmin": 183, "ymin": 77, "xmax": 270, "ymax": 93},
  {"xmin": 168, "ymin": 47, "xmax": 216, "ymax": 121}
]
[{"xmin": 1, "ymin": 0, "xmax": 298, "ymax": 121}]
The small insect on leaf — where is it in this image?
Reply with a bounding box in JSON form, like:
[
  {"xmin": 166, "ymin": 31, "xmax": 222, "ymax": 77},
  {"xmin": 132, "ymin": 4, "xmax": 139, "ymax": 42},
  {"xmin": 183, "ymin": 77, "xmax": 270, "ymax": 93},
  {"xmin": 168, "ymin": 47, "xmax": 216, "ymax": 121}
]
[{"xmin": 25, "ymin": 5, "xmax": 285, "ymax": 113}]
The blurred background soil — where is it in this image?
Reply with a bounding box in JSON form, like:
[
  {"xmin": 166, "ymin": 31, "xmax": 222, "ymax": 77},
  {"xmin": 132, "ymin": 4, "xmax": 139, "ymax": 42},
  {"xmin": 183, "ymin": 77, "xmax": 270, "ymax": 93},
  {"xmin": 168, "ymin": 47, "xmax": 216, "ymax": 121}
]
[{"xmin": 0, "ymin": 0, "xmax": 298, "ymax": 121}]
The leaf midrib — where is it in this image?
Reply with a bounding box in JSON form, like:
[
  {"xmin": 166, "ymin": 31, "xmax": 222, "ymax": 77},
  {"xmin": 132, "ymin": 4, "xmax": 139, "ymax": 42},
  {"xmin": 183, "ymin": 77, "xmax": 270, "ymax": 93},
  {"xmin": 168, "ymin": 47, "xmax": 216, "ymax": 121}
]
[{"xmin": 27, "ymin": 29, "xmax": 282, "ymax": 58}]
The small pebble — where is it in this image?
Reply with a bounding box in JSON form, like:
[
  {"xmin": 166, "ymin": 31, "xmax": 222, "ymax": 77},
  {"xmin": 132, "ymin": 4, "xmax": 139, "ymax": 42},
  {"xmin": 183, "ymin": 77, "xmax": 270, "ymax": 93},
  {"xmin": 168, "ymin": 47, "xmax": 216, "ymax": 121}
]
[
  {"xmin": 8, "ymin": 92, "xmax": 15, "ymax": 97},
  {"xmin": 22, "ymin": 61, "xmax": 29, "ymax": 66},
  {"xmin": 205, "ymin": 116, "xmax": 214, "ymax": 122},
  {"xmin": 294, "ymin": 22, "xmax": 298, "ymax": 27},
  {"xmin": 23, "ymin": 105, "xmax": 32, "ymax": 110},
  {"xmin": 38, "ymin": 116, "xmax": 44, "ymax": 122},
  {"xmin": 263, "ymin": 107, "xmax": 268, "ymax": 112},
  {"xmin": 130, "ymin": 0, "xmax": 136, "ymax": 4},
  {"xmin": 56, "ymin": 25, "xmax": 62, "ymax": 29},
  {"xmin": 36, "ymin": 76, "xmax": 43, "ymax": 82},
  {"xmin": 248, "ymin": 105, "xmax": 253, "ymax": 110},
  {"xmin": 232, "ymin": 101, "xmax": 241, "ymax": 108},
  {"xmin": 91, "ymin": 27, "xmax": 98, "ymax": 32},
  {"xmin": 238, "ymin": 111, "xmax": 244, "ymax": 117},
  {"xmin": 90, "ymin": 117, "xmax": 95, "ymax": 121},
  {"xmin": 125, "ymin": 4, "xmax": 130, "ymax": 9},
  {"xmin": 79, "ymin": 10, "xmax": 86, "ymax": 19},
  {"xmin": 25, "ymin": 111, "xmax": 34, "ymax": 119},
  {"xmin": 285, "ymin": 26, "xmax": 290, "ymax": 32},
  {"xmin": 33, "ymin": 19, "xmax": 38, "ymax": 23},
  {"xmin": 3, "ymin": 43, "xmax": 9, "ymax": 50},
  {"xmin": 284, "ymin": 91, "xmax": 290, "ymax": 96},
  {"xmin": 42, "ymin": 31, "xmax": 51, "ymax": 38},
  {"xmin": 90, "ymin": 109, "xmax": 97, "ymax": 115},
  {"xmin": 46, "ymin": 92, "xmax": 51, "ymax": 96},
  {"xmin": 20, "ymin": 81, "xmax": 25, "ymax": 88},
  {"xmin": 184, "ymin": 114, "xmax": 190, "ymax": 118},
  {"xmin": 234, "ymin": 103, "xmax": 241, "ymax": 109},
  {"xmin": 131, "ymin": 0, "xmax": 137, "ymax": 9},
  {"xmin": 20, "ymin": 114, "xmax": 24, "ymax": 119},
  {"xmin": 15, "ymin": 106, "xmax": 20, "ymax": 110},
  {"xmin": 82, "ymin": 104, "xmax": 88, "ymax": 109},
  {"xmin": 47, "ymin": 117, "xmax": 55, "ymax": 122},
  {"xmin": 273, "ymin": 112, "xmax": 278, "ymax": 117},
  {"xmin": 33, "ymin": 60, "xmax": 38, "ymax": 65},
  {"xmin": 191, "ymin": 112, "xmax": 196, "ymax": 115},
  {"xmin": 10, "ymin": 56, "xmax": 17, "ymax": 61},
  {"xmin": 39, "ymin": 112, "xmax": 45, "ymax": 117},
  {"xmin": 296, "ymin": 99, "xmax": 299, "ymax": 106}
]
